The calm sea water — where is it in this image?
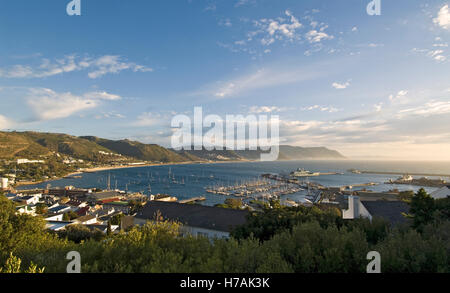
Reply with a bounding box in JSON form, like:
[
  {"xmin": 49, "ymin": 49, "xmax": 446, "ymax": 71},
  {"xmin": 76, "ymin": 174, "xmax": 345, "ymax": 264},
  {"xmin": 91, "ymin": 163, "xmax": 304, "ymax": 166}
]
[{"xmin": 18, "ymin": 160, "xmax": 450, "ymax": 206}]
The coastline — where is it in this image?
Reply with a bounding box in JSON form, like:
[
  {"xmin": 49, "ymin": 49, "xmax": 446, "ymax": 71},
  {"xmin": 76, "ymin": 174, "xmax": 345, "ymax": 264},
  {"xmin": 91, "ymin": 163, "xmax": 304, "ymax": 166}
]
[{"xmin": 13, "ymin": 159, "xmax": 250, "ymax": 188}]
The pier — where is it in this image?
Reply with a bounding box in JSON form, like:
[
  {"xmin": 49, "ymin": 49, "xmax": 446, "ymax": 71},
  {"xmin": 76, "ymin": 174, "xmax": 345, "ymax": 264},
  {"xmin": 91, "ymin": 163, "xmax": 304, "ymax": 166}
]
[{"xmin": 179, "ymin": 197, "xmax": 206, "ymax": 204}]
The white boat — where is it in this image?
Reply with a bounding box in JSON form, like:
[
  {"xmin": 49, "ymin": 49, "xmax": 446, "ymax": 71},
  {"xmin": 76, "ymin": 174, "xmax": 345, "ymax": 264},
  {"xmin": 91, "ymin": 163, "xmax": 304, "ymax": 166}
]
[{"xmin": 290, "ymin": 168, "xmax": 320, "ymax": 177}]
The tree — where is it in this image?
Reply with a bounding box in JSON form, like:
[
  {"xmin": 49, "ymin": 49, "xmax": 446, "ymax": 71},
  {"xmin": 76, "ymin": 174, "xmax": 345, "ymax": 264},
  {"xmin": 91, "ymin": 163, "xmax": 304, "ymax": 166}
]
[
  {"xmin": 62, "ymin": 211, "xmax": 79, "ymax": 221},
  {"xmin": 35, "ymin": 203, "xmax": 48, "ymax": 215},
  {"xmin": 0, "ymin": 252, "xmax": 44, "ymax": 273},
  {"xmin": 409, "ymin": 188, "xmax": 435, "ymax": 229},
  {"xmin": 107, "ymin": 221, "xmax": 112, "ymax": 236}
]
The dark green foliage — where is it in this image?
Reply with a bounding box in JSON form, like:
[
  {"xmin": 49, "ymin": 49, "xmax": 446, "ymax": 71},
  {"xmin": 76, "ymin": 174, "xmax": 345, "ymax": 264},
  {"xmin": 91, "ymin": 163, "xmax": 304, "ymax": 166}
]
[
  {"xmin": 231, "ymin": 202, "xmax": 344, "ymax": 241},
  {"xmin": 409, "ymin": 188, "xmax": 435, "ymax": 229},
  {"xmin": 1, "ymin": 191, "xmax": 449, "ymax": 273},
  {"xmin": 57, "ymin": 225, "xmax": 105, "ymax": 243},
  {"xmin": 215, "ymin": 198, "xmax": 243, "ymax": 210},
  {"xmin": 62, "ymin": 211, "xmax": 79, "ymax": 221}
]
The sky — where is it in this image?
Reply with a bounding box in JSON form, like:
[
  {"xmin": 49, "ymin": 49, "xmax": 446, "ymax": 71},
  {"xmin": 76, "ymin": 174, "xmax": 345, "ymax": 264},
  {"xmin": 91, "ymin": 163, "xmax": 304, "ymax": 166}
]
[{"xmin": 0, "ymin": 0, "xmax": 449, "ymax": 160}]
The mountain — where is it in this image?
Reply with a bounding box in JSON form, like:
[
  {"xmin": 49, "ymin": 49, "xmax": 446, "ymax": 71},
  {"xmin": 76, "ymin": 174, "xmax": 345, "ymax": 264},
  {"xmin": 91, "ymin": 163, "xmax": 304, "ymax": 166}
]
[
  {"xmin": 80, "ymin": 136, "xmax": 189, "ymax": 162},
  {"xmin": 174, "ymin": 145, "xmax": 345, "ymax": 161},
  {"xmin": 0, "ymin": 131, "xmax": 345, "ymax": 162},
  {"xmin": 277, "ymin": 145, "xmax": 345, "ymax": 160}
]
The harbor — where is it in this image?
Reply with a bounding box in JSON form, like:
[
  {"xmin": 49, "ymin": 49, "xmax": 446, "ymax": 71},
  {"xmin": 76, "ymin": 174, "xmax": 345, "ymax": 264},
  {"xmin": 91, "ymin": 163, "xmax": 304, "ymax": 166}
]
[{"xmin": 14, "ymin": 160, "xmax": 448, "ymax": 207}]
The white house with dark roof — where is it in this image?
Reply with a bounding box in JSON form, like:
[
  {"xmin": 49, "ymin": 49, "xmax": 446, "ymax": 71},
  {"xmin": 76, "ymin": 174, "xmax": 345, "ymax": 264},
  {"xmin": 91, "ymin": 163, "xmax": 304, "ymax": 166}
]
[{"xmin": 342, "ymin": 195, "xmax": 410, "ymax": 225}]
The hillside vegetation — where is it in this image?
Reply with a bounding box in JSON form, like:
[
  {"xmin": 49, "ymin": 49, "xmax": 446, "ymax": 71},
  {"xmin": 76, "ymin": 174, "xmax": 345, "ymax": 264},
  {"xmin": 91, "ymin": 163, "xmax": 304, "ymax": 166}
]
[{"xmin": 0, "ymin": 131, "xmax": 345, "ymax": 163}]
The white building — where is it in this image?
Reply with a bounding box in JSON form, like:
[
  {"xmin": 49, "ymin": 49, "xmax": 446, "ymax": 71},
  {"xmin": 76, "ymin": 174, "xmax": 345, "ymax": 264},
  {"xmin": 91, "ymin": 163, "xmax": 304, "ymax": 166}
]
[
  {"xmin": 0, "ymin": 177, "xmax": 8, "ymax": 190},
  {"xmin": 342, "ymin": 195, "xmax": 410, "ymax": 225},
  {"xmin": 342, "ymin": 196, "xmax": 372, "ymax": 220},
  {"xmin": 17, "ymin": 159, "xmax": 45, "ymax": 164}
]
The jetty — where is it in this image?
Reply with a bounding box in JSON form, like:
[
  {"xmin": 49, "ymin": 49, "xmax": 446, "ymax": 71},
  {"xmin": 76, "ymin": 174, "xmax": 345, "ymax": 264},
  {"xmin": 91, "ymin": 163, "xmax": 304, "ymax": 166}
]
[{"xmin": 179, "ymin": 197, "xmax": 206, "ymax": 204}]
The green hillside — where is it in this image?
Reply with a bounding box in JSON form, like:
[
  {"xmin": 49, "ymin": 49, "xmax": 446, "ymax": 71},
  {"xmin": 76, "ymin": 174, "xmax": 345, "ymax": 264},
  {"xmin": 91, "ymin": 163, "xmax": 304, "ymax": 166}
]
[
  {"xmin": 0, "ymin": 132, "xmax": 52, "ymax": 158},
  {"xmin": 0, "ymin": 131, "xmax": 345, "ymax": 163},
  {"xmin": 80, "ymin": 136, "xmax": 189, "ymax": 162},
  {"xmin": 23, "ymin": 132, "xmax": 112, "ymax": 161}
]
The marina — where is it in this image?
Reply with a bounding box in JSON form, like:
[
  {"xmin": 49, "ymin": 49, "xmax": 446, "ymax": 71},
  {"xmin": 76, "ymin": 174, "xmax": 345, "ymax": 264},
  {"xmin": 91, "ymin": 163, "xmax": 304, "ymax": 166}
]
[{"xmin": 15, "ymin": 160, "xmax": 449, "ymax": 207}]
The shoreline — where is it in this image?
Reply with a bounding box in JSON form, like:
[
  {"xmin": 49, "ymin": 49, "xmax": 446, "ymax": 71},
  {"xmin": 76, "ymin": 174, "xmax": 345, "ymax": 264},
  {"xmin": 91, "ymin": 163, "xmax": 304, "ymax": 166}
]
[{"xmin": 13, "ymin": 159, "xmax": 251, "ymax": 188}]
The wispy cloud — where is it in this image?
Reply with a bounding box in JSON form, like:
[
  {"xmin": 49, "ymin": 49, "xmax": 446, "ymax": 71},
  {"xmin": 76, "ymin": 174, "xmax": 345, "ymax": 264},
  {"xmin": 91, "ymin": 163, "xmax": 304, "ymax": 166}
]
[
  {"xmin": 300, "ymin": 105, "xmax": 340, "ymax": 113},
  {"xmin": 389, "ymin": 90, "xmax": 408, "ymax": 102},
  {"xmin": 26, "ymin": 88, "xmax": 121, "ymax": 121},
  {"xmin": 332, "ymin": 80, "xmax": 350, "ymax": 89},
  {"xmin": 194, "ymin": 66, "xmax": 324, "ymax": 99},
  {"xmin": 248, "ymin": 106, "xmax": 285, "ymax": 114},
  {"xmin": 0, "ymin": 55, "xmax": 152, "ymax": 79}
]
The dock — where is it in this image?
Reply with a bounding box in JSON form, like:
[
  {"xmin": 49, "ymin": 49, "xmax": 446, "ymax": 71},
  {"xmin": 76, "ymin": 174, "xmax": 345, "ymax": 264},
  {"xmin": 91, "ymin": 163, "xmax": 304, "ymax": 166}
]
[
  {"xmin": 179, "ymin": 197, "xmax": 206, "ymax": 204},
  {"xmin": 358, "ymin": 171, "xmax": 450, "ymax": 178}
]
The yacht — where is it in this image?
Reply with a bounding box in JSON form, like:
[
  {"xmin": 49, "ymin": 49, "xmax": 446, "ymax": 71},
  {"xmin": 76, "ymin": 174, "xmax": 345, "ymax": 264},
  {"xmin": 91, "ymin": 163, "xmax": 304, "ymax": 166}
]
[{"xmin": 290, "ymin": 168, "xmax": 320, "ymax": 177}]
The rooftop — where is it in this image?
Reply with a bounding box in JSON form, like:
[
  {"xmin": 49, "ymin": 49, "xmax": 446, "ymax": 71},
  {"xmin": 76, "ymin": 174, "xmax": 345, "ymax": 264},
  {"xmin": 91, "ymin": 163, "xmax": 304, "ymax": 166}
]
[
  {"xmin": 362, "ymin": 200, "xmax": 410, "ymax": 225},
  {"xmin": 136, "ymin": 201, "xmax": 249, "ymax": 232}
]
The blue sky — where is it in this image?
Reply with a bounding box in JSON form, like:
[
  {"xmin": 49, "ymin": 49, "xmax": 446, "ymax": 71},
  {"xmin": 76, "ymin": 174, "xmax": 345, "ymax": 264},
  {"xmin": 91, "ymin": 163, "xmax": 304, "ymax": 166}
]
[{"xmin": 0, "ymin": 0, "xmax": 449, "ymax": 160}]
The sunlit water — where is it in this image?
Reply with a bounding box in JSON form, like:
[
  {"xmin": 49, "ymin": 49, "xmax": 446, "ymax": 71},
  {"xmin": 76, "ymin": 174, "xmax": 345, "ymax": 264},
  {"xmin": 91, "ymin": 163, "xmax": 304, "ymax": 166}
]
[{"xmin": 18, "ymin": 160, "xmax": 450, "ymax": 206}]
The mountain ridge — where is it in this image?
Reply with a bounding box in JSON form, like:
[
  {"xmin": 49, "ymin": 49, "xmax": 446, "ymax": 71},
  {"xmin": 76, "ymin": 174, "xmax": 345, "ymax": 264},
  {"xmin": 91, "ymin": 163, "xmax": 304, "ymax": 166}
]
[{"xmin": 0, "ymin": 131, "xmax": 345, "ymax": 162}]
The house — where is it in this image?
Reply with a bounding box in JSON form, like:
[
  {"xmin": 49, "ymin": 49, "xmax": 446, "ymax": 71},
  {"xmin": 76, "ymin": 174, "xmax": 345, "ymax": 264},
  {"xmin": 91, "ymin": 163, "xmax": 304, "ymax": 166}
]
[
  {"xmin": 431, "ymin": 185, "xmax": 450, "ymax": 199},
  {"xmin": 46, "ymin": 221, "xmax": 73, "ymax": 231},
  {"xmin": 87, "ymin": 191, "xmax": 123, "ymax": 203},
  {"xmin": 45, "ymin": 214, "xmax": 65, "ymax": 221},
  {"xmin": 76, "ymin": 206, "xmax": 90, "ymax": 217},
  {"xmin": 73, "ymin": 214, "xmax": 98, "ymax": 225},
  {"xmin": 361, "ymin": 201, "xmax": 410, "ymax": 225},
  {"xmin": 84, "ymin": 224, "xmax": 120, "ymax": 234},
  {"xmin": 342, "ymin": 195, "xmax": 410, "ymax": 225},
  {"xmin": 16, "ymin": 205, "xmax": 36, "ymax": 216},
  {"xmin": 135, "ymin": 201, "xmax": 248, "ymax": 239},
  {"xmin": 14, "ymin": 194, "xmax": 42, "ymax": 205},
  {"xmin": 48, "ymin": 205, "xmax": 72, "ymax": 214}
]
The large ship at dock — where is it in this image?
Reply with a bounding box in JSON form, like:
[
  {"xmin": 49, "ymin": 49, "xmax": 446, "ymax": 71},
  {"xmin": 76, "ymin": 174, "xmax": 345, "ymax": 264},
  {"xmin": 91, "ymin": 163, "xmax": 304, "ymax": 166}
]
[{"xmin": 290, "ymin": 168, "xmax": 320, "ymax": 177}]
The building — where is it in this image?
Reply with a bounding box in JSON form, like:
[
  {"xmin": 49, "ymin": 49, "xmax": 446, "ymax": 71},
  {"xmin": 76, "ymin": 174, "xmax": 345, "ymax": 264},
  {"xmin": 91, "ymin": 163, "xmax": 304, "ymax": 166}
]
[
  {"xmin": 342, "ymin": 195, "xmax": 410, "ymax": 225},
  {"xmin": 430, "ymin": 185, "xmax": 450, "ymax": 199},
  {"xmin": 17, "ymin": 159, "xmax": 45, "ymax": 164},
  {"xmin": 73, "ymin": 215, "xmax": 98, "ymax": 225},
  {"xmin": 135, "ymin": 201, "xmax": 248, "ymax": 239},
  {"xmin": 1, "ymin": 177, "xmax": 9, "ymax": 190}
]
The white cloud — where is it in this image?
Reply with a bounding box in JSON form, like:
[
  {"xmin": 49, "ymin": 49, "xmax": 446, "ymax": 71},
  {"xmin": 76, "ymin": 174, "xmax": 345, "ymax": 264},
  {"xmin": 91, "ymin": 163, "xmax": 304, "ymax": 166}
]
[
  {"xmin": 389, "ymin": 90, "xmax": 408, "ymax": 101},
  {"xmin": 300, "ymin": 105, "xmax": 340, "ymax": 113},
  {"xmin": 412, "ymin": 47, "xmax": 447, "ymax": 62},
  {"xmin": 332, "ymin": 81, "xmax": 350, "ymax": 89},
  {"xmin": 434, "ymin": 4, "xmax": 450, "ymax": 30},
  {"xmin": 374, "ymin": 103, "xmax": 383, "ymax": 112},
  {"xmin": 0, "ymin": 55, "xmax": 152, "ymax": 79},
  {"xmin": 305, "ymin": 30, "xmax": 333, "ymax": 43},
  {"xmin": 26, "ymin": 88, "xmax": 121, "ymax": 121},
  {"xmin": 0, "ymin": 115, "xmax": 14, "ymax": 130},
  {"xmin": 249, "ymin": 106, "xmax": 284, "ymax": 114},
  {"xmin": 397, "ymin": 101, "xmax": 450, "ymax": 117}
]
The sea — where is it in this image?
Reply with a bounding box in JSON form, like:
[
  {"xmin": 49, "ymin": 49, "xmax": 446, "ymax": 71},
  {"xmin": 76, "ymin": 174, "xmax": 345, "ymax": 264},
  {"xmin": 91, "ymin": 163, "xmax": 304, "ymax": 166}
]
[{"xmin": 18, "ymin": 160, "xmax": 450, "ymax": 206}]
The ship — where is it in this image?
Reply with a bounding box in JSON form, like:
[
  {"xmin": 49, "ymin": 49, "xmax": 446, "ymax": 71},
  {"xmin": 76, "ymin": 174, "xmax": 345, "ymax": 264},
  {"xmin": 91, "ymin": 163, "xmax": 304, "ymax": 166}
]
[{"xmin": 290, "ymin": 168, "xmax": 320, "ymax": 177}]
